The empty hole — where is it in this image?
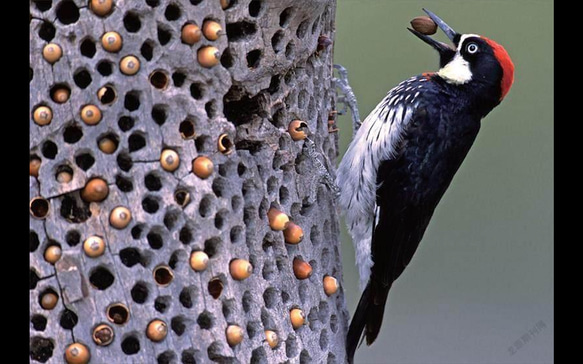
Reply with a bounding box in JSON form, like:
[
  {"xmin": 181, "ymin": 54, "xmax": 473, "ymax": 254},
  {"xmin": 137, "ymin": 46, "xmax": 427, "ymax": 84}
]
[
  {"xmin": 30, "ymin": 67, "xmax": 34, "ymax": 82},
  {"xmin": 98, "ymin": 85, "xmax": 116, "ymax": 104},
  {"xmin": 63, "ymin": 124, "xmax": 83, "ymax": 144},
  {"xmin": 220, "ymin": 48, "xmax": 234, "ymax": 68},
  {"xmin": 131, "ymin": 282, "xmax": 149, "ymax": 304},
  {"xmin": 116, "ymin": 174, "xmax": 134, "ymax": 192},
  {"xmin": 320, "ymin": 329, "xmax": 329, "ymax": 350},
  {"xmin": 285, "ymin": 41, "xmax": 295, "ymax": 59},
  {"xmin": 214, "ymin": 209, "xmax": 228, "ymax": 230},
  {"xmin": 65, "ymin": 230, "xmax": 80, "ymax": 247},
  {"xmin": 249, "ymin": 0, "xmax": 261, "ymax": 17},
  {"xmin": 165, "ymin": 3, "xmax": 181, "ymax": 20},
  {"xmin": 59, "ymin": 309, "xmax": 78, "ymax": 330},
  {"xmin": 117, "ymin": 152, "xmax": 133, "ymax": 172},
  {"xmin": 56, "ymin": 1, "xmax": 79, "ymax": 25},
  {"xmin": 279, "ymin": 186, "xmax": 290, "ymax": 205},
  {"xmin": 120, "ymin": 248, "xmax": 141, "ymax": 267},
  {"xmin": 268, "ymin": 75, "xmax": 281, "ymax": 95},
  {"xmin": 164, "ymin": 210, "xmax": 180, "ymax": 230},
  {"xmin": 146, "ymin": 0, "xmax": 160, "ymax": 6},
  {"xmin": 75, "ymin": 152, "xmax": 95, "ymax": 171},
  {"xmin": 89, "ymin": 266, "xmax": 115, "ymax": 290},
  {"xmin": 171, "ymin": 316, "xmax": 191, "ymax": 336},
  {"xmin": 30, "ymin": 230, "xmax": 40, "ymax": 252},
  {"xmin": 229, "ymin": 226, "xmax": 243, "ymax": 244},
  {"xmin": 262, "ymin": 260, "xmax": 276, "ymax": 281},
  {"xmin": 142, "ymin": 196, "xmax": 159, "ymax": 214},
  {"xmin": 30, "ymin": 336, "xmax": 54, "ymax": 363},
  {"xmin": 208, "ymin": 278, "xmax": 223, "ymax": 299},
  {"xmin": 179, "ymin": 287, "xmax": 195, "ymax": 308},
  {"xmin": 251, "ymin": 347, "xmax": 267, "ymax": 364},
  {"xmin": 123, "ymin": 12, "xmax": 141, "ymax": 32},
  {"xmin": 60, "ymin": 195, "xmax": 91, "ymax": 223},
  {"xmin": 199, "ymin": 195, "xmax": 213, "ymax": 218},
  {"xmin": 211, "ymin": 177, "xmax": 227, "ymax": 197},
  {"xmin": 154, "ymin": 296, "xmax": 172, "ymax": 313},
  {"xmin": 329, "ymin": 314, "xmax": 338, "ymax": 333},
  {"xmin": 205, "ymin": 101, "xmax": 217, "ymax": 118},
  {"xmin": 30, "ymin": 269, "xmax": 40, "ymax": 289},
  {"xmin": 153, "ymin": 265, "xmax": 174, "ymax": 286},
  {"xmin": 280, "ymin": 7, "xmax": 293, "ymax": 27},
  {"xmin": 151, "ymin": 104, "xmax": 167, "ymax": 125},
  {"xmin": 140, "ymin": 41, "xmax": 154, "ymax": 61},
  {"xmin": 131, "ymin": 224, "xmax": 144, "ymax": 239},
  {"xmin": 33, "ymin": 0, "xmax": 53, "ymax": 12},
  {"xmin": 118, "ymin": 116, "xmax": 134, "ymax": 131},
  {"xmin": 222, "ymin": 299, "xmax": 236, "ymax": 321},
  {"xmin": 41, "ymin": 141, "xmax": 57, "ymax": 159},
  {"xmin": 128, "ymin": 133, "xmax": 146, "ymax": 152},
  {"xmin": 179, "ymin": 119, "xmax": 195, "ymax": 139},
  {"xmin": 179, "ymin": 226, "xmax": 192, "ymax": 244},
  {"xmin": 31, "ymin": 314, "xmax": 47, "ymax": 331},
  {"xmin": 181, "ymin": 349, "xmax": 198, "ymax": 364},
  {"xmin": 150, "ymin": 70, "xmax": 169, "ymax": 89},
  {"xmin": 172, "ymin": 71, "xmax": 186, "ymax": 87},
  {"xmin": 263, "ymin": 287, "xmax": 278, "ymax": 308},
  {"xmin": 121, "ymin": 336, "xmax": 140, "ymax": 355},
  {"xmin": 38, "ymin": 21, "xmax": 56, "ymax": 41},
  {"xmin": 242, "ymin": 291, "xmax": 252, "ymax": 312},
  {"xmin": 204, "ymin": 237, "xmax": 221, "ymax": 258},
  {"xmin": 158, "ymin": 351, "xmax": 177, "ymax": 364},
  {"xmin": 158, "ymin": 26, "xmax": 172, "ymax": 45},
  {"xmin": 97, "ymin": 60, "xmax": 113, "ymax": 76},
  {"xmin": 246, "ymin": 49, "xmax": 261, "ymax": 68},
  {"xmin": 144, "ymin": 173, "xmax": 162, "ymax": 191},
  {"xmin": 190, "ymin": 83, "xmax": 204, "ymax": 100},
  {"xmin": 297, "ymin": 19, "xmax": 310, "ymax": 38},
  {"xmin": 80, "ymin": 38, "xmax": 96, "ymax": 58},
  {"xmin": 225, "ymin": 21, "xmax": 257, "ymax": 42},
  {"xmin": 300, "ymin": 350, "xmax": 312, "ymax": 364},
  {"xmin": 147, "ymin": 231, "xmax": 163, "ymax": 250},
  {"xmin": 285, "ymin": 335, "xmax": 299, "ymax": 358},
  {"xmin": 124, "ymin": 91, "xmax": 140, "ymax": 111},
  {"xmin": 197, "ymin": 311, "xmax": 213, "ymax": 329},
  {"xmin": 73, "ymin": 69, "xmax": 92, "ymax": 89}
]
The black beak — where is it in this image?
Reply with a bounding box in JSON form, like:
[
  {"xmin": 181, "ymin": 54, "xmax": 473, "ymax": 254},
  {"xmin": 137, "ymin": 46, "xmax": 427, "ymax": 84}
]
[
  {"xmin": 422, "ymin": 8, "xmax": 459, "ymax": 44},
  {"xmin": 408, "ymin": 9, "xmax": 460, "ymax": 67}
]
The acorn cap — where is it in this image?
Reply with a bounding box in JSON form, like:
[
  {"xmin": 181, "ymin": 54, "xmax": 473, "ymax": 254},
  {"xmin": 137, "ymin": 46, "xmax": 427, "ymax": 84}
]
[
  {"xmin": 323, "ymin": 275, "xmax": 339, "ymax": 296},
  {"xmin": 290, "ymin": 308, "xmax": 305, "ymax": 329},
  {"xmin": 64, "ymin": 342, "xmax": 90, "ymax": 364},
  {"xmin": 109, "ymin": 206, "xmax": 131, "ymax": 229},
  {"xmin": 288, "ymin": 120, "xmax": 308, "ymax": 141},
  {"xmin": 283, "ymin": 221, "xmax": 304, "ymax": 244},
  {"xmin": 83, "ymin": 236, "xmax": 106, "ymax": 258},
  {"xmin": 192, "ymin": 156, "xmax": 214, "ymax": 179},
  {"xmin": 92, "ymin": 324, "xmax": 114, "ymax": 346},
  {"xmin": 267, "ymin": 208, "xmax": 289, "ymax": 231},
  {"xmin": 229, "ymin": 259, "xmax": 253, "ymax": 281},
  {"xmin": 226, "ymin": 324, "xmax": 244, "ymax": 346},
  {"xmin": 181, "ymin": 23, "xmax": 202, "ymax": 45},
  {"xmin": 203, "ymin": 20, "xmax": 222, "ymax": 41},
  {"xmin": 410, "ymin": 16, "xmax": 438, "ymax": 35},
  {"xmin": 81, "ymin": 178, "xmax": 109, "ymax": 202},
  {"xmin": 146, "ymin": 319, "xmax": 168, "ymax": 342},
  {"xmin": 30, "ymin": 197, "xmax": 50, "ymax": 219},
  {"xmin": 190, "ymin": 251, "xmax": 209, "ymax": 271},
  {"xmin": 198, "ymin": 46, "xmax": 220, "ymax": 68},
  {"xmin": 265, "ymin": 330, "xmax": 278, "ymax": 348}
]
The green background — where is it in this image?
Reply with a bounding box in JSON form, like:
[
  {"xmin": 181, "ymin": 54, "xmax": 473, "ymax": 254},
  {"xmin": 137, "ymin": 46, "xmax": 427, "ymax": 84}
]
[{"xmin": 333, "ymin": 1, "xmax": 553, "ymax": 363}]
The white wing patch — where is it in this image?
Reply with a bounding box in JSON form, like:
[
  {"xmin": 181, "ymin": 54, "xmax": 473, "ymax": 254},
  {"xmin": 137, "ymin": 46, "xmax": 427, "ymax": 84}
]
[{"xmin": 336, "ymin": 76, "xmax": 423, "ymax": 290}]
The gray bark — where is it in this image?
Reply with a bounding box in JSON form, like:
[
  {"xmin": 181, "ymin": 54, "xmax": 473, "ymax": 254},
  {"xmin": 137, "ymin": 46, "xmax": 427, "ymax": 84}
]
[{"xmin": 30, "ymin": 1, "xmax": 348, "ymax": 363}]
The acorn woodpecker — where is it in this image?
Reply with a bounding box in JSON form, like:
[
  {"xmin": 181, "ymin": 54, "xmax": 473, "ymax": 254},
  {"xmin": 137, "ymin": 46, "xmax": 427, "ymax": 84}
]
[{"xmin": 336, "ymin": 9, "xmax": 515, "ymax": 363}]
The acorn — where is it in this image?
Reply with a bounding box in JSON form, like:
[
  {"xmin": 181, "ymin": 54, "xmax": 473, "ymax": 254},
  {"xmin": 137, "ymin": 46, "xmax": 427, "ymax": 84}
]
[
  {"xmin": 30, "ymin": 197, "xmax": 50, "ymax": 219},
  {"xmin": 120, "ymin": 55, "xmax": 140, "ymax": 75},
  {"xmin": 265, "ymin": 330, "xmax": 278, "ymax": 348},
  {"xmin": 267, "ymin": 208, "xmax": 289, "ymax": 231},
  {"xmin": 90, "ymin": 0, "xmax": 114, "ymax": 17},
  {"xmin": 410, "ymin": 16, "xmax": 437, "ymax": 35},
  {"xmin": 292, "ymin": 258, "xmax": 312, "ymax": 280},
  {"xmin": 283, "ymin": 221, "xmax": 304, "ymax": 244},
  {"xmin": 44, "ymin": 245, "xmax": 62, "ymax": 265},
  {"xmin": 288, "ymin": 120, "xmax": 308, "ymax": 141},
  {"xmin": 98, "ymin": 136, "xmax": 117, "ymax": 154},
  {"xmin": 40, "ymin": 291, "xmax": 59, "ymax": 310},
  {"xmin": 52, "ymin": 87, "xmax": 70, "ymax": 104},
  {"xmin": 64, "ymin": 342, "xmax": 90, "ymax": 364},
  {"xmin": 56, "ymin": 169, "xmax": 72, "ymax": 183},
  {"xmin": 217, "ymin": 133, "xmax": 233, "ymax": 155},
  {"xmin": 80, "ymin": 105, "xmax": 102, "ymax": 125},
  {"xmin": 101, "ymin": 31, "xmax": 122, "ymax": 52},
  {"xmin": 146, "ymin": 319, "xmax": 168, "ymax": 342},
  {"xmin": 160, "ymin": 149, "xmax": 180, "ymax": 172},
  {"xmin": 323, "ymin": 275, "xmax": 339, "ymax": 296},
  {"xmin": 190, "ymin": 251, "xmax": 209, "ymax": 272},
  {"xmin": 81, "ymin": 178, "xmax": 109, "ymax": 203},
  {"xmin": 192, "ymin": 156, "xmax": 214, "ymax": 179},
  {"xmin": 229, "ymin": 259, "xmax": 253, "ymax": 281},
  {"xmin": 290, "ymin": 308, "xmax": 305, "ymax": 329},
  {"xmin": 226, "ymin": 325, "xmax": 244, "ymax": 346},
  {"xmin": 220, "ymin": 0, "xmax": 230, "ymax": 10},
  {"xmin": 181, "ymin": 23, "xmax": 202, "ymax": 45},
  {"xmin": 83, "ymin": 236, "xmax": 106, "ymax": 258},
  {"xmin": 109, "ymin": 206, "xmax": 131, "ymax": 229},
  {"xmin": 92, "ymin": 324, "xmax": 114, "ymax": 346},
  {"xmin": 42, "ymin": 43, "xmax": 62, "ymax": 64},
  {"xmin": 33, "ymin": 106, "xmax": 52, "ymax": 126},
  {"xmin": 197, "ymin": 46, "xmax": 220, "ymax": 68},
  {"xmin": 30, "ymin": 156, "xmax": 41, "ymax": 177},
  {"xmin": 202, "ymin": 20, "xmax": 222, "ymax": 41}
]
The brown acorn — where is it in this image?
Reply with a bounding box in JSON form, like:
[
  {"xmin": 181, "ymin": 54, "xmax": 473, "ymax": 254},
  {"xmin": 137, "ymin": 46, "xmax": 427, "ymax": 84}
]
[
  {"xmin": 267, "ymin": 208, "xmax": 289, "ymax": 231},
  {"xmin": 90, "ymin": 0, "xmax": 114, "ymax": 17},
  {"xmin": 101, "ymin": 31, "xmax": 123, "ymax": 52},
  {"xmin": 80, "ymin": 105, "xmax": 102, "ymax": 125},
  {"xmin": 410, "ymin": 16, "xmax": 438, "ymax": 35},
  {"xmin": 44, "ymin": 245, "xmax": 62, "ymax": 265},
  {"xmin": 220, "ymin": 0, "xmax": 231, "ymax": 10},
  {"xmin": 182, "ymin": 23, "xmax": 202, "ymax": 45},
  {"xmin": 92, "ymin": 324, "xmax": 114, "ymax": 346},
  {"xmin": 288, "ymin": 120, "xmax": 308, "ymax": 141},
  {"xmin": 40, "ymin": 291, "xmax": 59, "ymax": 310},
  {"xmin": 42, "ymin": 43, "xmax": 62, "ymax": 64},
  {"xmin": 160, "ymin": 149, "xmax": 180, "ymax": 172},
  {"xmin": 81, "ymin": 178, "xmax": 109, "ymax": 203},
  {"xmin": 109, "ymin": 206, "xmax": 131, "ymax": 229},
  {"xmin": 292, "ymin": 258, "xmax": 312, "ymax": 280},
  {"xmin": 146, "ymin": 319, "xmax": 168, "ymax": 342},
  {"xmin": 190, "ymin": 251, "xmax": 209, "ymax": 272},
  {"xmin": 203, "ymin": 20, "xmax": 222, "ymax": 41},
  {"xmin": 226, "ymin": 324, "xmax": 244, "ymax": 346},
  {"xmin": 30, "ymin": 156, "xmax": 41, "ymax": 177},
  {"xmin": 283, "ymin": 221, "xmax": 304, "ymax": 244},
  {"xmin": 192, "ymin": 156, "xmax": 214, "ymax": 179},
  {"xmin": 83, "ymin": 236, "xmax": 106, "ymax": 258},
  {"xmin": 64, "ymin": 342, "xmax": 90, "ymax": 364},
  {"xmin": 290, "ymin": 308, "xmax": 305, "ymax": 329},
  {"xmin": 323, "ymin": 275, "xmax": 339, "ymax": 296},
  {"xmin": 265, "ymin": 330, "xmax": 278, "ymax": 348},
  {"xmin": 197, "ymin": 46, "xmax": 220, "ymax": 68},
  {"xmin": 33, "ymin": 106, "xmax": 52, "ymax": 126},
  {"xmin": 229, "ymin": 259, "xmax": 253, "ymax": 281},
  {"xmin": 120, "ymin": 55, "xmax": 140, "ymax": 75}
]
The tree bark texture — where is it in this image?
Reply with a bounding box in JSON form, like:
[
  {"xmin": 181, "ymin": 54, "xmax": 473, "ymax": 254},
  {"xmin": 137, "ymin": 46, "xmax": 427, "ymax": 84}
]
[{"xmin": 30, "ymin": 1, "xmax": 348, "ymax": 363}]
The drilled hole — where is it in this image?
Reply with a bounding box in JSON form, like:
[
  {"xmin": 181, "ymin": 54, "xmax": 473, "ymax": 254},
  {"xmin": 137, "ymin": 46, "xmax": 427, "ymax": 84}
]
[
  {"xmin": 63, "ymin": 124, "xmax": 83, "ymax": 144},
  {"xmin": 179, "ymin": 286, "xmax": 196, "ymax": 308},
  {"xmin": 31, "ymin": 314, "xmax": 48, "ymax": 331},
  {"xmin": 172, "ymin": 71, "xmax": 186, "ymax": 87},
  {"xmin": 144, "ymin": 172, "xmax": 162, "ymax": 191},
  {"xmin": 120, "ymin": 248, "xmax": 141, "ymax": 267},
  {"xmin": 204, "ymin": 237, "xmax": 221, "ymax": 258},
  {"xmin": 207, "ymin": 278, "xmax": 223, "ymax": 299},
  {"xmin": 30, "ymin": 197, "xmax": 50, "ymax": 219},
  {"xmin": 179, "ymin": 119, "xmax": 195, "ymax": 139},
  {"xmin": 30, "ymin": 336, "xmax": 54, "ymax": 363},
  {"xmin": 158, "ymin": 25, "xmax": 172, "ymax": 45},
  {"xmin": 179, "ymin": 226, "xmax": 192, "ymax": 244},
  {"xmin": 205, "ymin": 100, "xmax": 217, "ymax": 118},
  {"xmin": 60, "ymin": 195, "xmax": 91, "ymax": 223},
  {"xmin": 75, "ymin": 152, "xmax": 95, "ymax": 171},
  {"xmin": 154, "ymin": 295, "xmax": 171, "ymax": 313},
  {"xmin": 285, "ymin": 41, "xmax": 295, "ymax": 59},
  {"xmin": 242, "ymin": 290, "xmax": 253, "ymax": 312},
  {"xmin": 153, "ymin": 265, "xmax": 174, "ymax": 286},
  {"xmin": 118, "ymin": 116, "xmax": 134, "ymax": 131},
  {"xmin": 220, "ymin": 48, "xmax": 234, "ymax": 68},
  {"xmin": 116, "ymin": 175, "xmax": 134, "ymax": 192},
  {"xmin": 171, "ymin": 315, "xmax": 191, "ymax": 336},
  {"xmin": 146, "ymin": 0, "xmax": 160, "ymax": 6},
  {"xmin": 199, "ymin": 195, "xmax": 213, "ymax": 217},
  {"xmin": 124, "ymin": 91, "xmax": 140, "ymax": 111},
  {"xmin": 280, "ymin": 7, "xmax": 293, "ymax": 27},
  {"xmin": 73, "ymin": 69, "xmax": 92, "ymax": 89},
  {"xmin": 214, "ymin": 209, "xmax": 228, "ymax": 230},
  {"xmin": 107, "ymin": 303, "xmax": 130, "ymax": 324},
  {"xmin": 246, "ymin": 49, "xmax": 261, "ymax": 68},
  {"xmin": 89, "ymin": 266, "xmax": 115, "ymax": 290},
  {"xmin": 30, "ymin": 230, "xmax": 40, "ymax": 252},
  {"xmin": 38, "ymin": 21, "xmax": 56, "ymax": 41},
  {"xmin": 80, "ymin": 38, "xmax": 96, "ymax": 58},
  {"xmin": 56, "ymin": 1, "xmax": 79, "ymax": 25},
  {"xmin": 297, "ymin": 19, "xmax": 309, "ymax": 38},
  {"xmin": 286, "ymin": 335, "xmax": 299, "ymax": 358},
  {"xmin": 124, "ymin": 12, "xmax": 141, "ymax": 32},
  {"xmin": 164, "ymin": 210, "xmax": 180, "ymax": 230},
  {"xmin": 150, "ymin": 70, "xmax": 169, "ymax": 89},
  {"xmin": 142, "ymin": 195, "xmax": 160, "ymax": 214},
  {"xmin": 181, "ymin": 349, "xmax": 197, "ymax": 364},
  {"xmin": 226, "ymin": 21, "xmax": 257, "ymax": 42},
  {"xmin": 98, "ymin": 85, "xmax": 117, "ymax": 105},
  {"xmin": 128, "ymin": 133, "xmax": 146, "ymax": 152},
  {"xmin": 152, "ymin": 104, "xmax": 167, "ymax": 125},
  {"xmin": 131, "ymin": 281, "xmax": 149, "ymax": 304},
  {"xmin": 197, "ymin": 311, "xmax": 214, "ymax": 329},
  {"xmin": 30, "ymin": 269, "xmax": 40, "ymax": 290},
  {"xmin": 165, "ymin": 3, "xmax": 181, "ymax": 20},
  {"xmin": 190, "ymin": 82, "xmax": 204, "ymax": 100},
  {"xmin": 158, "ymin": 351, "xmax": 176, "ymax": 364},
  {"xmin": 59, "ymin": 309, "xmax": 78, "ymax": 330},
  {"xmin": 140, "ymin": 41, "xmax": 154, "ymax": 61},
  {"xmin": 116, "ymin": 153, "xmax": 133, "ymax": 173},
  {"xmin": 97, "ymin": 60, "xmax": 113, "ymax": 76},
  {"xmin": 33, "ymin": 0, "xmax": 53, "ymax": 12},
  {"xmin": 121, "ymin": 335, "xmax": 140, "ymax": 355},
  {"xmin": 249, "ymin": 0, "xmax": 261, "ymax": 17}
]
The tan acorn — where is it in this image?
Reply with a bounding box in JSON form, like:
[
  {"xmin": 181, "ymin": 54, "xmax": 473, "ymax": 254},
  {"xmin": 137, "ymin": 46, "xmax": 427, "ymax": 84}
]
[
  {"xmin": 56, "ymin": 169, "xmax": 72, "ymax": 183},
  {"xmin": 52, "ymin": 87, "xmax": 70, "ymax": 104},
  {"xmin": 203, "ymin": 20, "xmax": 222, "ymax": 41},
  {"xmin": 265, "ymin": 330, "xmax": 278, "ymax": 348},
  {"xmin": 229, "ymin": 259, "xmax": 252, "ymax": 281},
  {"xmin": 290, "ymin": 308, "xmax": 305, "ymax": 329},
  {"xmin": 92, "ymin": 324, "xmax": 114, "ymax": 346},
  {"xmin": 120, "ymin": 55, "xmax": 140, "ymax": 75},
  {"xmin": 90, "ymin": 0, "xmax": 114, "ymax": 17},
  {"xmin": 190, "ymin": 251, "xmax": 209, "ymax": 272},
  {"xmin": 42, "ymin": 43, "xmax": 62, "ymax": 64},
  {"xmin": 410, "ymin": 16, "xmax": 438, "ymax": 35},
  {"xmin": 30, "ymin": 156, "xmax": 41, "ymax": 177},
  {"xmin": 44, "ymin": 245, "xmax": 62, "ymax": 265},
  {"xmin": 181, "ymin": 23, "xmax": 202, "ymax": 45},
  {"xmin": 323, "ymin": 275, "xmax": 339, "ymax": 296},
  {"xmin": 226, "ymin": 325, "xmax": 244, "ymax": 346},
  {"xmin": 160, "ymin": 149, "xmax": 180, "ymax": 172},
  {"xmin": 33, "ymin": 106, "xmax": 52, "ymax": 126},
  {"xmin": 220, "ymin": 0, "xmax": 231, "ymax": 10},
  {"xmin": 146, "ymin": 319, "xmax": 168, "ymax": 342},
  {"xmin": 288, "ymin": 120, "xmax": 308, "ymax": 141},
  {"xmin": 283, "ymin": 221, "xmax": 304, "ymax": 244},
  {"xmin": 293, "ymin": 258, "xmax": 312, "ymax": 280},
  {"xmin": 64, "ymin": 342, "xmax": 90, "ymax": 364},
  {"xmin": 109, "ymin": 206, "xmax": 131, "ymax": 229},
  {"xmin": 197, "ymin": 46, "xmax": 220, "ymax": 68},
  {"xmin": 101, "ymin": 31, "xmax": 122, "ymax": 52},
  {"xmin": 40, "ymin": 291, "xmax": 59, "ymax": 310},
  {"xmin": 80, "ymin": 105, "xmax": 102, "ymax": 125},
  {"xmin": 83, "ymin": 236, "xmax": 106, "ymax": 258},
  {"xmin": 81, "ymin": 178, "xmax": 109, "ymax": 203},
  {"xmin": 98, "ymin": 136, "xmax": 117, "ymax": 154},
  {"xmin": 267, "ymin": 208, "xmax": 289, "ymax": 231},
  {"xmin": 192, "ymin": 156, "xmax": 214, "ymax": 179}
]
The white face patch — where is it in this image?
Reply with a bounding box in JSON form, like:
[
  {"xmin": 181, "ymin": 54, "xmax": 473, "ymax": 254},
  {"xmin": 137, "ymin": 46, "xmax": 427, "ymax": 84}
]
[{"xmin": 437, "ymin": 34, "xmax": 480, "ymax": 85}]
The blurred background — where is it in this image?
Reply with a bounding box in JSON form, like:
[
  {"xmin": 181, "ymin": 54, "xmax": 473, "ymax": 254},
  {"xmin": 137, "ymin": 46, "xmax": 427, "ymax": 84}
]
[{"xmin": 333, "ymin": 1, "xmax": 553, "ymax": 363}]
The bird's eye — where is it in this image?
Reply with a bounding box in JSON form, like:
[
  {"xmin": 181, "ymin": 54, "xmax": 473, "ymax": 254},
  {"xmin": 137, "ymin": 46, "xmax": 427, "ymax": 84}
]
[{"xmin": 467, "ymin": 43, "xmax": 479, "ymax": 54}]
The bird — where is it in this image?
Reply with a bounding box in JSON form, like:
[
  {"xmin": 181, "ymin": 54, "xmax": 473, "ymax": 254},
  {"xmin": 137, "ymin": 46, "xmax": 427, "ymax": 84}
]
[{"xmin": 336, "ymin": 9, "xmax": 514, "ymax": 363}]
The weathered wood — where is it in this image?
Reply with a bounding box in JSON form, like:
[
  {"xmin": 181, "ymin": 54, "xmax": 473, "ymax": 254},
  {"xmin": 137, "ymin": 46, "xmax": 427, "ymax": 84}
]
[{"xmin": 30, "ymin": 1, "xmax": 348, "ymax": 363}]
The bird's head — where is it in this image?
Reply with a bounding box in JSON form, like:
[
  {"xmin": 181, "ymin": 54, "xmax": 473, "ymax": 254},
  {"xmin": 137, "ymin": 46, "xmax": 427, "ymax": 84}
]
[{"xmin": 409, "ymin": 9, "xmax": 514, "ymax": 102}]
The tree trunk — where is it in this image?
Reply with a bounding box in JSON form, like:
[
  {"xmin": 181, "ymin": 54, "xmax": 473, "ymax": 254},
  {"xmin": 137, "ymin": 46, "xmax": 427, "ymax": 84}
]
[{"xmin": 30, "ymin": 1, "xmax": 348, "ymax": 363}]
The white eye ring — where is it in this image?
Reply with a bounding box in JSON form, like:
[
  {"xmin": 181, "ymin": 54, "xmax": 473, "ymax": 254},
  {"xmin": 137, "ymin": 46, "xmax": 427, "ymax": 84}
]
[{"xmin": 467, "ymin": 43, "xmax": 479, "ymax": 54}]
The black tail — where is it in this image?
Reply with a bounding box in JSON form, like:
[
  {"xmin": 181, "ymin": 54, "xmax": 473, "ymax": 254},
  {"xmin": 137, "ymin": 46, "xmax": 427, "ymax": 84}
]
[{"xmin": 346, "ymin": 280, "xmax": 391, "ymax": 364}]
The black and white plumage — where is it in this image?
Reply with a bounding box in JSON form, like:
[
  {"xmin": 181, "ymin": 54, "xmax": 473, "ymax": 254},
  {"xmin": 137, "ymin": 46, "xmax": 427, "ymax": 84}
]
[{"xmin": 336, "ymin": 9, "xmax": 514, "ymax": 363}]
